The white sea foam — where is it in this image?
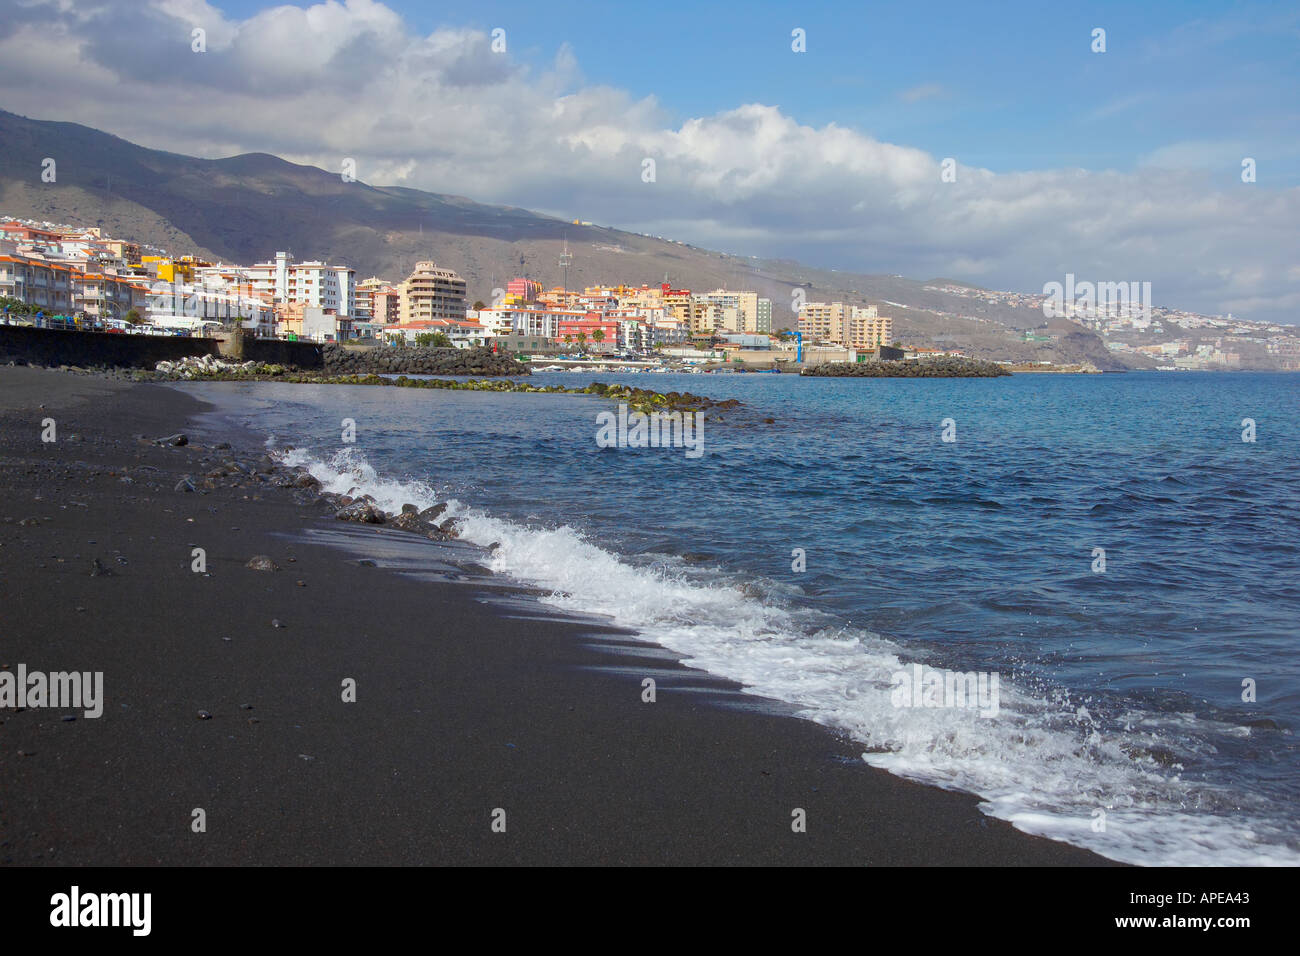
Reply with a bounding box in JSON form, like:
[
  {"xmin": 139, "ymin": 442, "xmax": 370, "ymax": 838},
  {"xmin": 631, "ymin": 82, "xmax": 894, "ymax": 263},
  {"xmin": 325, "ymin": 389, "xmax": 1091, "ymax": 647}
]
[{"xmin": 280, "ymin": 445, "xmax": 1300, "ymax": 866}]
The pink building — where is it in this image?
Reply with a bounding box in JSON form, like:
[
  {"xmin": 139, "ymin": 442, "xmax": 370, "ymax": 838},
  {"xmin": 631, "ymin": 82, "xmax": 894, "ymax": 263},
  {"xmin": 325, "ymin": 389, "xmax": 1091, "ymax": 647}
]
[
  {"xmin": 507, "ymin": 277, "xmax": 542, "ymax": 302},
  {"xmin": 372, "ymin": 287, "xmax": 401, "ymax": 324}
]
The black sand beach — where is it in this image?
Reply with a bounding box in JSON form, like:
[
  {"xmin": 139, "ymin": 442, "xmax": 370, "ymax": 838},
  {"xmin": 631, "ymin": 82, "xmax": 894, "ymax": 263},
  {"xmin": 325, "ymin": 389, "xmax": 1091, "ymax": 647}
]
[{"xmin": 0, "ymin": 365, "xmax": 1114, "ymax": 865}]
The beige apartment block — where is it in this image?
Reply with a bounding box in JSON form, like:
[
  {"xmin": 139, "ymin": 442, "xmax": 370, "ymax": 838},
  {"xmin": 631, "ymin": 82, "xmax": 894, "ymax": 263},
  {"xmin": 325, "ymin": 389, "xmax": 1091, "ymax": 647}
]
[
  {"xmin": 797, "ymin": 302, "xmax": 846, "ymax": 342},
  {"xmin": 701, "ymin": 289, "xmax": 758, "ymax": 332},
  {"xmin": 399, "ymin": 261, "xmax": 467, "ymax": 323},
  {"xmin": 845, "ymin": 305, "xmax": 893, "ymax": 349},
  {"xmin": 798, "ymin": 302, "xmax": 892, "ymax": 348},
  {"xmin": 666, "ymin": 297, "xmax": 713, "ymax": 335}
]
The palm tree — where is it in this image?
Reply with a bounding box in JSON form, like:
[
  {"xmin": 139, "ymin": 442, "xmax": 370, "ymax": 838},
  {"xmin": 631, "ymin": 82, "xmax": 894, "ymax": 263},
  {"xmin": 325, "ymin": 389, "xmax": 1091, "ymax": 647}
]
[{"xmin": 592, "ymin": 329, "xmax": 605, "ymax": 347}]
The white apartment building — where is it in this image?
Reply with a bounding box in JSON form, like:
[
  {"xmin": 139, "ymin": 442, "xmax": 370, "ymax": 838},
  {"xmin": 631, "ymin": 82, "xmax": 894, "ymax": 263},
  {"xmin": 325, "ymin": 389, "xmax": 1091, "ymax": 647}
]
[
  {"xmin": 209, "ymin": 252, "xmax": 356, "ymax": 320},
  {"xmin": 481, "ymin": 307, "xmax": 589, "ymax": 338},
  {"xmin": 616, "ymin": 318, "xmax": 688, "ymax": 350},
  {"xmin": 392, "ymin": 318, "xmax": 488, "ymax": 348},
  {"xmin": 146, "ymin": 279, "xmax": 276, "ymax": 335},
  {"xmin": 472, "ymin": 308, "xmax": 528, "ymax": 337}
]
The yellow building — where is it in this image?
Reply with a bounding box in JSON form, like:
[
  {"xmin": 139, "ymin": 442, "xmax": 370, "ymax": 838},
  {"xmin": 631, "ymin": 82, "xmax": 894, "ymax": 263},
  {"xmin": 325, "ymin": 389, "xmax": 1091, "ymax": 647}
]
[{"xmin": 142, "ymin": 255, "xmax": 210, "ymax": 285}]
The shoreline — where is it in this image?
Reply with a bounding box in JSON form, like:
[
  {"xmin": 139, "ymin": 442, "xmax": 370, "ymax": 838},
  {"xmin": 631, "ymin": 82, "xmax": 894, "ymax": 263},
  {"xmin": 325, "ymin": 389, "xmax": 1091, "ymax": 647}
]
[{"xmin": 0, "ymin": 365, "xmax": 1115, "ymax": 865}]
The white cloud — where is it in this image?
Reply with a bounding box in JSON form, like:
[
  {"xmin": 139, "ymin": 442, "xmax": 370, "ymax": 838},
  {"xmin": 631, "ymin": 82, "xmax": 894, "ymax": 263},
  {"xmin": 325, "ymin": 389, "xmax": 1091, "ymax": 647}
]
[
  {"xmin": 1139, "ymin": 140, "xmax": 1248, "ymax": 171},
  {"xmin": 0, "ymin": 0, "xmax": 1295, "ymax": 323},
  {"xmin": 899, "ymin": 83, "xmax": 944, "ymax": 103}
]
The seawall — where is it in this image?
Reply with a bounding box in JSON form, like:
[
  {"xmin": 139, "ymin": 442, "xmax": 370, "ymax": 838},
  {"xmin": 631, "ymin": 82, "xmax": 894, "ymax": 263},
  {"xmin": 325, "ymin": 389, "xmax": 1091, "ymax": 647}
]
[{"xmin": 0, "ymin": 325, "xmax": 323, "ymax": 370}]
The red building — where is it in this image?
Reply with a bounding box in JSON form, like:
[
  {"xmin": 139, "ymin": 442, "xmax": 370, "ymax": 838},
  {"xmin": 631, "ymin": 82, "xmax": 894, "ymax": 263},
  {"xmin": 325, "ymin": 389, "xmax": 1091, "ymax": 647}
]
[{"xmin": 555, "ymin": 313, "xmax": 620, "ymax": 350}]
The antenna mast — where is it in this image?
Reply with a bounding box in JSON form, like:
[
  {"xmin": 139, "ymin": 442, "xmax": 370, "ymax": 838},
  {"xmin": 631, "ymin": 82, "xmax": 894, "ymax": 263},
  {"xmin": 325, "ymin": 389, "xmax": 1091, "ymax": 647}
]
[{"xmin": 559, "ymin": 236, "xmax": 573, "ymax": 298}]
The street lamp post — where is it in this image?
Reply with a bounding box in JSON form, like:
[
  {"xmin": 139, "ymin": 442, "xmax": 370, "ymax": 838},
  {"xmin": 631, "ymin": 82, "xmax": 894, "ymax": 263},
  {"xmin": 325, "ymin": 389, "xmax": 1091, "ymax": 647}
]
[{"xmin": 98, "ymin": 296, "xmax": 121, "ymax": 331}]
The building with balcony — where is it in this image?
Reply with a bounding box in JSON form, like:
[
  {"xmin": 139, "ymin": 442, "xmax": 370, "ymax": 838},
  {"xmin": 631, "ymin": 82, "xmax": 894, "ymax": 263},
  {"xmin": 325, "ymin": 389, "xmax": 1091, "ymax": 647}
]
[
  {"xmin": 146, "ymin": 279, "xmax": 275, "ymax": 335},
  {"xmin": 398, "ymin": 260, "xmax": 467, "ymax": 324},
  {"xmin": 219, "ymin": 252, "xmax": 356, "ymax": 324},
  {"xmin": 0, "ymin": 254, "xmax": 75, "ymax": 312},
  {"xmin": 798, "ymin": 302, "xmax": 892, "ymax": 349},
  {"xmin": 354, "ymin": 276, "xmax": 394, "ymax": 324}
]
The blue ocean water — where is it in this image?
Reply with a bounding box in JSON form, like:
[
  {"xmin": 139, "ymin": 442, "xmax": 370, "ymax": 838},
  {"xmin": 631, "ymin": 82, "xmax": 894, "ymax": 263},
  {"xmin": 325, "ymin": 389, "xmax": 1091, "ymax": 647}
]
[{"xmin": 188, "ymin": 370, "xmax": 1300, "ymax": 865}]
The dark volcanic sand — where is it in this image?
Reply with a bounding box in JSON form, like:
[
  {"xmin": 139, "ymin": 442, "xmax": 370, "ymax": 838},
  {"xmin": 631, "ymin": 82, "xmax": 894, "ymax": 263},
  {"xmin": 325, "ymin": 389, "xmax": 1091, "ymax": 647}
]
[{"xmin": 0, "ymin": 366, "xmax": 1115, "ymax": 865}]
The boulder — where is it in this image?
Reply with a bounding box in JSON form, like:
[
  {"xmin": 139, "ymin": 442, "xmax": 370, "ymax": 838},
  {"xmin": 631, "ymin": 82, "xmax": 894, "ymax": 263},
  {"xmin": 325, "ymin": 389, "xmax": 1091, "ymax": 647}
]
[
  {"xmin": 388, "ymin": 511, "xmax": 426, "ymax": 533},
  {"xmin": 417, "ymin": 503, "xmax": 448, "ymax": 522},
  {"xmin": 336, "ymin": 501, "xmax": 386, "ymax": 524}
]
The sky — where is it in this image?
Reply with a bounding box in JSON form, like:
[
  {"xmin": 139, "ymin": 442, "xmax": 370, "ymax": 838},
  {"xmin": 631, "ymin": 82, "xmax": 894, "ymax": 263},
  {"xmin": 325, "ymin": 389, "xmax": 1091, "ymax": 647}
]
[{"xmin": 0, "ymin": 0, "xmax": 1297, "ymax": 322}]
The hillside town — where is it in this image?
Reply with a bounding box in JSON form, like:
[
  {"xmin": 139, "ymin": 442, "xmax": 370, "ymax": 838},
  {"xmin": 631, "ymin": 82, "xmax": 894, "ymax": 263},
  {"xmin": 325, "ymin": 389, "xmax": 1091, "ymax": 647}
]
[
  {"xmin": 0, "ymin": 217, "xmax": 907, "ymax": 367},
  {"xmin": 925, "ymin": 281, "xmax": 1300, "ymax": 370},
  {"xmin": 3, "ymin": 215, "xmax": 1295, "ymax": 370}
]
